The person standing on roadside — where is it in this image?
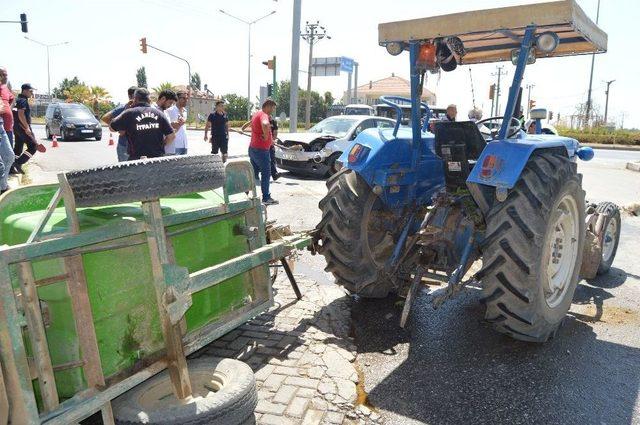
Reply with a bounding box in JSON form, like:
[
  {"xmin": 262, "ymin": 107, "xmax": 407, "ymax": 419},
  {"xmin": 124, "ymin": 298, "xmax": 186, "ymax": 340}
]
[
  {"xmin": 154, "ymin": 89, "xmax": 177, "ymax": 116},
  {"xmin": 268, "ymin": 116, "xmax": 280, "ymax": 181},
  {"xmin": 249, "ymin": 99, "xmax": 278, "ymax": 205},
  {"xmin": 0, "ymin": 67, "xmax": 15, "ymax": 148},
  {"xmin": 205, "ymin": 101, "xmax": 229, "ymax": 163},
  {"xmin": 0, "ymin": 95, "xmax": 14, "ymax": 194},
  {"xmin": 166, "ymin": 90, "xmax": 188, "ymax": 155},
  {"xmin": 12, "ymin": 84, "xmax": 43, "ymax": 174},
  {"xmin": 110, "ymin": 88, "xmax": 175, "ymax": 160},
  {"xmin": 102, "ymin": 86, "xmax": 137, "ymax": 162}
]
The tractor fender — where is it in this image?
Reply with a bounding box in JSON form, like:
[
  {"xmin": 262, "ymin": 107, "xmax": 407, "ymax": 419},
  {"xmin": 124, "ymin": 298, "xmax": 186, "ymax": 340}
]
[
  {"xmin": 466, "ymin": 135, "xmax": 580, "ymax": 189},
  {"xmin": 339, "ymin": 127, "xmax": 444, "ymax": 209}
]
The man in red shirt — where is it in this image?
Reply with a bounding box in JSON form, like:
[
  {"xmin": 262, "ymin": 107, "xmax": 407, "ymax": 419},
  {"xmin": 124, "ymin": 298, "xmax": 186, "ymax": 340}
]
[
  {"xmin": 0, "ymin": 67, "xmax": 15, "ymax": 147},
  {"xmin": 249, "ymin": 99, "xmax": 278, "ymax": 205}
]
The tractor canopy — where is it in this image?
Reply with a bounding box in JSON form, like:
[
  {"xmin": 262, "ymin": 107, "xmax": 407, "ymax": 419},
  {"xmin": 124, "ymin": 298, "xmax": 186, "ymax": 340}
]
[{"xmin": 378, "ymin": 0, "xmax": 607, "ymax": 66}]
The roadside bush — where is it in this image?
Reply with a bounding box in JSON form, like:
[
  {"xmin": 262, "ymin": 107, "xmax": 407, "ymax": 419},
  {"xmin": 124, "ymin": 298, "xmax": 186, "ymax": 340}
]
[{"xmin": 557, "ymin": 126, "xmax": 640, "ymax": 145}]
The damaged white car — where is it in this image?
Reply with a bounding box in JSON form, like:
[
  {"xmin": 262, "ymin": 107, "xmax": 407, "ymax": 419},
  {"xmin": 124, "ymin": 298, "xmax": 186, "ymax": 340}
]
[{"xmin": 275, "ymin": 115, "xmax": 395, "ymax": 177}]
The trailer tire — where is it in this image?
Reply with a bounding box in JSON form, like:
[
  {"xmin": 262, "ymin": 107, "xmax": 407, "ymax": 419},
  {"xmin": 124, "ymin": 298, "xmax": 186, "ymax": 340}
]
[
  {"xmin": 595, "ymin": 201, "xmax": 621, "ymax": 275},
  {"xmin": 113, "ymin": 358, "xmax": 257, "ymax": 425},
  {"xmin": 316, "ymin": 169, "xmax": 396, "ymax": 298},
  {"xmin": 64, "ymin": 155, "xmax": 225, "ymax": 207},
  {"xmin": 478, "ymin": 151, "xmax": 585, "ymax": 342}
]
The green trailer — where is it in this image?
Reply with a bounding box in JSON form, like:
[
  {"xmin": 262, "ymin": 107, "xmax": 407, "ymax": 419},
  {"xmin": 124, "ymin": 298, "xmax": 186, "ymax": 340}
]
[{"xmin": 0, "ymin": 156, "xmax": 310, "ymax": 424}]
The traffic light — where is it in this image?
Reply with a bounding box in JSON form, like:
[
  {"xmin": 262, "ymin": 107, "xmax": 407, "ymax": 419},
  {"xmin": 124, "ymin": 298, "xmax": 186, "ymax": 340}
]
[
  {"xmin": 548, "ymin": 111, "xmax": 554, "ymax": 120},
  {"xmin": 140, "ymin": 37, "xmax": 147, "ymax": 54},
  {"xmin": 262, "ymin": 58, "xmax": 275, "ymax": 70},
  {"xmin": 529, "ymin": 99, "xmax": 536, "ymax": 110},
  {"xmin": 489, "ymin": 84, "xmax": 495, "ymax": 100},
  {"xmin": 20, "ymin": 13, "xmax": 28, "ymax": 33},
  {"xmin": 267, "ymin": 83, "xmax": 273, "ymax": 97}
]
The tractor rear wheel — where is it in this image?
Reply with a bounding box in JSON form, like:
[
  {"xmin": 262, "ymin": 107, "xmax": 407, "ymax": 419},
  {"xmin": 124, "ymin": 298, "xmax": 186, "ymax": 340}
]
[
  {"xmin": 317, "ymin": 170, "xmax": 396, "ymax": 298},
  {"xmin": 478, "ymin": 151, "xmax": 585, "ymax": 342}
]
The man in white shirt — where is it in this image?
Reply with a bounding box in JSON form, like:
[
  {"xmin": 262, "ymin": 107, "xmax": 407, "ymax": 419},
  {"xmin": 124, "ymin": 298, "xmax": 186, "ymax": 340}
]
[{"xmin": 166, "ymin": 91, "xmax": 188, "ymax": 155}]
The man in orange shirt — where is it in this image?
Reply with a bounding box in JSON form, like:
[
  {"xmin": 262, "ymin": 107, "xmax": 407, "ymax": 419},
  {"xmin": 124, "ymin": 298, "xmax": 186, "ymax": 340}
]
[{"xmin": 249, "ymin": 99, "xmax": 278, "ymax": 205}]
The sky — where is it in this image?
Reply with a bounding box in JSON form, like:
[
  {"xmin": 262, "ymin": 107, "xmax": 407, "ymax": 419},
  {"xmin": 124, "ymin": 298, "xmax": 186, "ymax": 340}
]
[{"xmin": 2, "ymin": 0, "xmax": 639, "ymax": 128}]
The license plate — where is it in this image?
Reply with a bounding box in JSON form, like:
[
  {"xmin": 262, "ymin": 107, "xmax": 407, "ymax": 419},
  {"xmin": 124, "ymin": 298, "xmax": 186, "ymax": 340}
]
[{"xmin": 81, "ymin": 129, "xmax": 93, "ymax": 133}]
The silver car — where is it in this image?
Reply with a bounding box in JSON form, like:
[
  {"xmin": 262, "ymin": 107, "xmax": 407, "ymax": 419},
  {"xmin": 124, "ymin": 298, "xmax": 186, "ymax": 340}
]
[{"xmin": 274, "ymin": 115, "xmax": 395, "ymax": 177}]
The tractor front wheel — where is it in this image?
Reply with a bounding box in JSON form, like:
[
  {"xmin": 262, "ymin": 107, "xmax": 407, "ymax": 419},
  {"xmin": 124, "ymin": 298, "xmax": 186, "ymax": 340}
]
[
  {"xmin": 478, "ymin": 151, "xmax": 585, "ymax": 342},
  {"xmin": 316, "ymin": 170, "xmax": 396, "ymax": 298}
]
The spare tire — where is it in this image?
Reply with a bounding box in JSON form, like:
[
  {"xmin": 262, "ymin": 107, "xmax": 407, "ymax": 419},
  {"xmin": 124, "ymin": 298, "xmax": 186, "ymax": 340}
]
[
  {"xmin": 64, "ymin": 155, "xmax": 225, "ymax": 207},
  {"xmin": 113, "ymin": 358, "xmax": 257, "ymax": 425}
]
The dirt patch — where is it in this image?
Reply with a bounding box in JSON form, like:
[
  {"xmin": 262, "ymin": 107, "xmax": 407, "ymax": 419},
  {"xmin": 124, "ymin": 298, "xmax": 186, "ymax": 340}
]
[
  {"xmin": 570, "ymin": 304, "xmax": 638, "ymax": 324},
  {"xmin": 354, "ymin": 360, "xmax": 375, "ymax": 408}
]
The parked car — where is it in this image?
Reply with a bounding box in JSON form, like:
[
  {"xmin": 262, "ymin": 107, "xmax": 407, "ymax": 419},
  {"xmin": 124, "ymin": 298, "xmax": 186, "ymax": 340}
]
[
  {"xmin": 45, "ymin": 103, "xmax": 102, "ymax": 141},
  {"xmin": 344, "ymin": 104, "xmax": 375, "ymax": 116},
  {"xmin": 275, "ymin": 115, "xmax": 395, "ymax": 177}
]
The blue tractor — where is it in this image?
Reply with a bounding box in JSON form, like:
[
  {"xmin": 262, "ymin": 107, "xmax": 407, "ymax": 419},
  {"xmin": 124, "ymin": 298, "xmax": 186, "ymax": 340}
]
[{"xmin": 314, "ymin": 0, "xmax": 621, "ymax": 342}]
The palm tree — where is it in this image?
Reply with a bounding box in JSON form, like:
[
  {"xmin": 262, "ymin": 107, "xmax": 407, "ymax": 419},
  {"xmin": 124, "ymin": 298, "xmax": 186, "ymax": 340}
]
[
  {"xmin": 87, "ymin": 86, "xmax": 111, "ymax": 115},
  {"xmin": 63, "ymin": 84, "xmax": 91, "ymax": 103},
  {"xmin": 153, "ymin": 82, "xmax": 176, "ymax": 94}
]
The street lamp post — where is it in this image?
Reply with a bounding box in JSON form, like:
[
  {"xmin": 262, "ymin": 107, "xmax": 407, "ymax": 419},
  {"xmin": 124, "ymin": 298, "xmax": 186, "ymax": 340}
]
[
  {"xmin": 220, "ymin": 9, "xmax": 276, "ymax": 120},
  {"xmin": 603, "ymin": 79, "xmax": 615, "ymax": 125},
  {"xmin": 24, "ymin": 36, "xmax": 70, "ymax": 97}
]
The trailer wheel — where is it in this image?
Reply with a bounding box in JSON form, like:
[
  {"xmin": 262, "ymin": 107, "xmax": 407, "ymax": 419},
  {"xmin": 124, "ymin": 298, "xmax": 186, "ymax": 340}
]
[
  {"xmin": 595, "ymin": 201, "xmax": 621, "ymax": 275},
  {"xmin": 112, "ymin": 358, "xmax": 257, "ymax": 425},
  {"xmin": 478, "ymin": 151, "xmax": 585, "ymax": 342},
  {"xmin": 316, "ymin": 169, "xmax": 396, "ymax": 298},
  {"xmin": 64, "ymin": 155, "xmax": 225, "ymax": 207}
]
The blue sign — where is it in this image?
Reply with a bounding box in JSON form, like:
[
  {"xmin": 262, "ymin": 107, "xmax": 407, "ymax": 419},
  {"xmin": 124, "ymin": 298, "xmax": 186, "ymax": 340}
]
[{"xmin": 340, "ymin": 57, "xmax": 354, "ymax": 73}]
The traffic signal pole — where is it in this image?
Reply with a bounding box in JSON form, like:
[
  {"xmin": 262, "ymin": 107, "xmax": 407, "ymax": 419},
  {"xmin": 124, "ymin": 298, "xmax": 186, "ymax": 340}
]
[
  {"xmin": 0, "ymin": 13, "xmax": 28, "ymax": 32},
  {"xmin": 140, "ymin": 38, "xmax": 191, "ymax": 90}
]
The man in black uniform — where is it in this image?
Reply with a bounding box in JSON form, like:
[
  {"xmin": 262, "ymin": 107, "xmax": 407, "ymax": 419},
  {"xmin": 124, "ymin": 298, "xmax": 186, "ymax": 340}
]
[
  {"xmin": 110, "ymin": 88, "xmax": 175, "ymax": 160},
  {"xmin": 205, "ymin": 101, "xmax": 229, "ymax": 162},
  {"xmin": 269, "ymin": 117, "xmax": 280, "ymax": 180},
  {"xmin": 12, "ymin": 83, "xmax": 44, "ymax": 174}
]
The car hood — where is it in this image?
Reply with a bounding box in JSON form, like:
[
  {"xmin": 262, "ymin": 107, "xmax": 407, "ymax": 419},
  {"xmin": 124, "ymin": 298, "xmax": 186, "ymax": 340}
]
[
  {"xmin": 277, "ymin": 132, "xmax": 339, "ymax": 145},
  {"xmin": 63, "ymin": 117, "xmax": 98, "ymax": 125}
]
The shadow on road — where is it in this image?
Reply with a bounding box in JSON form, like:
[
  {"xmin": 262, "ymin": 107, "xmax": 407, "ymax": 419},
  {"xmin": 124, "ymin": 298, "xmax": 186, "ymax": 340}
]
[{"xmin": 353, "ymin": 281, "xmax": 640, "ymax": 425}]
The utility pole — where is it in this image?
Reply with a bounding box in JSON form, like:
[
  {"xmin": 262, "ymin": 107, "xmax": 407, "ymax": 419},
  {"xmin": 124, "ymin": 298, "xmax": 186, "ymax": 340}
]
[
  {"xmin": 525, "ymin": 83, "xmax": 535, "ymax": 119},
  {"xmin": 585, "ymin": 0, "xmax": 601, "ymax": 128},
  {"xmin": 24, "ymin": 37, "xmax": 70, "ymax": 97},
  {"xmin": 301, "ymin": 21, "xmax": 329, "ymax": 129},
  {"xmin": 603, "ymin": 79, "xmax": 615, "ymax": 125},
  {"xmin": 491, "ymin": 66, "xmax": 505, "ymax": 117},
  {"xmin": 289, "ymin": 0, "xmax": 302, "ymax": 132},
  {"xmin": 219, "ymin": 9, "xmax": 276, "ymax": 120},
  {"xmin": 353, "ymin": 62, "xmax": 359, "ymax": 103}
]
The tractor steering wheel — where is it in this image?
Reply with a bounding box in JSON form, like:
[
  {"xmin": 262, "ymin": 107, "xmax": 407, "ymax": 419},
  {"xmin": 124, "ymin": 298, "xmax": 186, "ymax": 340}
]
[{"xmin": 476, "ymin": 116, "xmax": 522, "ymax": 139}]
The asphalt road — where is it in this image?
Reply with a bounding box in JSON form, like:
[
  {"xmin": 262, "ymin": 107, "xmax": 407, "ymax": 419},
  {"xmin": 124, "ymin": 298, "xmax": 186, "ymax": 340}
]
[{"xmin": 26, "ymin": 124, "xmax": 640, "ymax": 425}]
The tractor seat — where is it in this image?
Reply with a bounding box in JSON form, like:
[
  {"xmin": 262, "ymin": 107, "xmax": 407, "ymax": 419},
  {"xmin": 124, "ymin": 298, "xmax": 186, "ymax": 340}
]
[{"xmin": 433, "ymin": 121, "xmax": 487, "ymax": 190}]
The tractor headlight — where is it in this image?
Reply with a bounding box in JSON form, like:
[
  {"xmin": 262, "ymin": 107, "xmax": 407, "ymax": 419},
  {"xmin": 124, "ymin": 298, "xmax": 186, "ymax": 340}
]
[
  {"xmin": 385, "ymin": 42, "xmax": 405, "ymax": 56},
  {"xmin": 535, "ymin": 31, "xmax": 559, "ymax": 53}
]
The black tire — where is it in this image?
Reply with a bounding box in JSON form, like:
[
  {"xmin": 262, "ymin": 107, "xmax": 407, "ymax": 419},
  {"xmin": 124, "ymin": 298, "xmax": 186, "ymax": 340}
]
[
  {"xmin": 95, "ymin": 136, "xmax": 102, "ymax": 141},
  {"xmin": 65, "ymin": 155, "xmax": 225, "ymax": 207},
  {"xmin": 477, "ymin": 151, "xmax": 585, "ymax": 342},
  {"xmin": 317, "ymin": 169, "xmax": 396, "ymax": 298},
  {"xmin": 113, "ymin": 358, "xmax": 257, "ymax": 425},
  {"xmin": 595, "ymin": 201, "xmax": 621, "ymax": 275}
]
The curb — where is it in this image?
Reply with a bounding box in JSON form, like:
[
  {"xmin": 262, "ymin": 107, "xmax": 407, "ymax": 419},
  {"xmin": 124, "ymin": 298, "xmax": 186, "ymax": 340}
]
[
  {"xmin": 582, "ymin": 143, "xmax": 640, "ymax": 151},
  {"xmin": 626, "ymin": 161, "xmax": 640, "ymax": 172}
]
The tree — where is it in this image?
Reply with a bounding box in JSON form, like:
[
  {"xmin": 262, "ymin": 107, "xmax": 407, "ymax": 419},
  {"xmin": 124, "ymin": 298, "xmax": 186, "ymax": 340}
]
[
  {"xmin": 63, "ymin": 84, "xmax": 91, "ymax": 104},
  {"xmin": 153, "ymin": 82, "xmax": 177, "ymax": 94},
  {"xmin": 52, "ymin": 77, "xmax": 81, "ymax": 99},
  {"xmin": 136, "ymin": 66, "xmax": 147, "ymax": 88},
  {"xmin": 274, "ymin": 80, "xmax": 332, "ymax": 122},
  {"xmin": 324, "ymin": 91, "xmax": 334, "ymax": 107},
  {"xmin": 190, "ymin": 72, "xmax": 201, "ymax": 90},
  {"xmin": 222, "ymin": 93, "xmax": 252, "ymax": 121},
  {"xmin": 89, "ymin": 86, "xmax": 111, "ymax": 114}
]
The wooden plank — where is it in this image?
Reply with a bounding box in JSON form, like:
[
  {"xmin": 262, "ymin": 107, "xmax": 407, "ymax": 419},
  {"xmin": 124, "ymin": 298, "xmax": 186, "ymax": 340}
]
[
  {"xmin": 57, "ymin": 174, "xmax": 80, "ymax": 234},
  {"xmin": 52, "ymin": 360, "xmax": 85, "ymax": 372},
  {"xmin": 0, "ymin": 264, "xmax": 40, "ymax": 424},
  {"xmin": 26, "ymin": 189, "xmax": 63, "ymax": 244},
  {"xmin": 16, "ymin": 262, "xmax": 59, "ymax": 412},
  {"xmin": 35, "ymin": 273, "xmax": 70, "ymax": 287},
  {"xmin": 41, "ymin": 360, "xmax": 167, "ymax": 425},
  {"xmin": 141, "ymin": 200, "xmax": 192, "ymax": 400}
]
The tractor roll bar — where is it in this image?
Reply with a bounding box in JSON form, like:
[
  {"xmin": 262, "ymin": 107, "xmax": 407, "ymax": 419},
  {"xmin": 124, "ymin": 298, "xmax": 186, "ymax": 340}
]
[{"xmin": 378, "ymin": 96, "xmax": 432, "ymax": 136}]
